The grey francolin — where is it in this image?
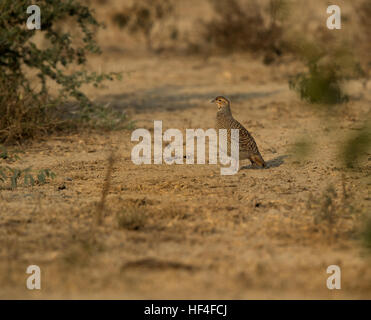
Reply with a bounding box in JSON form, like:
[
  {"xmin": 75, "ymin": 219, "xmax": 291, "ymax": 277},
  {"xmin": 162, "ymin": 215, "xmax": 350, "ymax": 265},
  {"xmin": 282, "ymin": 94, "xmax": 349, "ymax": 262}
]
[{"xmin": 211, "ymin": 96, "xmax": 266, "ymax": 167}]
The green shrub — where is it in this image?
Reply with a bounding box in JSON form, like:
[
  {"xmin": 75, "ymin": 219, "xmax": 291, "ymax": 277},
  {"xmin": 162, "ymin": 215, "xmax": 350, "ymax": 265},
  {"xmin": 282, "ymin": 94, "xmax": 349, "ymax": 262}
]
[
  {"xmin": 289, "ymin": 62, "xmax": 348, "ymax": 105},
  {"xmin": 289, "ymin": 42, "xmax": 364, "ymax": 105},
  {"xmin": 0, "ymin": 0, "xmax": 121, "ymax": 142}
]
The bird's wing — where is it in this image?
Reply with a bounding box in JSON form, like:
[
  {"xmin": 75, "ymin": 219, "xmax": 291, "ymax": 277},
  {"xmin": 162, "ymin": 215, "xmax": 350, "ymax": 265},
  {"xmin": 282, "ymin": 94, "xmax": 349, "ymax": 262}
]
[{"xmin": 230, "ymin": 119, "xmax": 260, "ymax": 154}]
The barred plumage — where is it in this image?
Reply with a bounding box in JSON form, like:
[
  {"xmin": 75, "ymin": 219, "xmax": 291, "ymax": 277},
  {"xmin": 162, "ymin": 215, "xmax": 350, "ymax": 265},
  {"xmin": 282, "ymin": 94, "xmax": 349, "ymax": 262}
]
[{"xmin": 212, "ymin": 96, "xmax": 266, "ymax": 167}]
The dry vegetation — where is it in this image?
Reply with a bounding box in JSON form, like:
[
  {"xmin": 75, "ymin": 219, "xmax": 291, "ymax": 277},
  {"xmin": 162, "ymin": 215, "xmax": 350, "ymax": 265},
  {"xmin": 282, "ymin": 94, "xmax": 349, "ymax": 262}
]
[
  {"xmin": 203, "ymin": 0, "xmax": 289, "ymax": 63},
  {"xmin": 0, "ymin": 0, "xmax": 370, "ymax": 299}
]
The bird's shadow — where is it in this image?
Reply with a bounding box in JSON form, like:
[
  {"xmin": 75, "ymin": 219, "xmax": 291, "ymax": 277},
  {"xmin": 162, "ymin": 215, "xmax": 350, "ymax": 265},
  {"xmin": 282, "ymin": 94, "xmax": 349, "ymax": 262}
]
[{"xmin": 240, "ymin": 155, "xmax": 288, "ymax": 170}]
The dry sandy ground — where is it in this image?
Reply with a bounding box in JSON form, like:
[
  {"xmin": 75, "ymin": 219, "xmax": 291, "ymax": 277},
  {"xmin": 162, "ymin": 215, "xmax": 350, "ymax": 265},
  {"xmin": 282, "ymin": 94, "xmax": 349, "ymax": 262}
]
[{"xmin": 0, "ymin": 52, "xmax": 370, "ymax": 299}]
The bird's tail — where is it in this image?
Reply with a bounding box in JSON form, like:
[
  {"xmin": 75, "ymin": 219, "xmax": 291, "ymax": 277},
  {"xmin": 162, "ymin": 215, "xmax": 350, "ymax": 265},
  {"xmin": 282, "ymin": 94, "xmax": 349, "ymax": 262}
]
[{"xmin": 251, "ymin": 154, "xmax": 266, "ymax": 168}]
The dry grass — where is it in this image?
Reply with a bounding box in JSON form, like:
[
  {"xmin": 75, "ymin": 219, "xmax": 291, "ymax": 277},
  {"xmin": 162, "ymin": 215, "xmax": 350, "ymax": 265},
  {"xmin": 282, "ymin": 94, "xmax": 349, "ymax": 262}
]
[
  {"xmin": 111, "ymin": 0, "xmax": 175, "ymax": 52},
  {"xmin": 116, "ymin": 208, "xmax": 147, "ymax": 230},
  {"xmin": 0, "ymin": 77, "xmax": 59, "ymax": 144},
  {"xmin": 203, "ymin": 0, "xmax": 289, "ymax": 62},
  {"xmin": 95, "ymin": 151, "xmax": 116, "ymax": 225},
  {"xmin": 0, "ymin": 76, "xmax": 133, "ymax": 144}
]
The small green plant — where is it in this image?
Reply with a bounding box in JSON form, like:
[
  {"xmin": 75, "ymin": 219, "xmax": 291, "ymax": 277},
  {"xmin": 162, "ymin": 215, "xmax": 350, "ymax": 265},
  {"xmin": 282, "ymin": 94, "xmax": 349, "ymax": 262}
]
[
  {"xmin": 0, "ymin": 166, "xmax": 56, "ymax": 189},
  {"xmin": 117, "ymin": 208, "xmax": 147, "ymax": 230},
  {"xmin": 85, "ymin": 103, "xmax": 135, "ymax": 131},
  {"xmin": 0, "ymin": 145, "xmax": 55, "ymax": 188}
]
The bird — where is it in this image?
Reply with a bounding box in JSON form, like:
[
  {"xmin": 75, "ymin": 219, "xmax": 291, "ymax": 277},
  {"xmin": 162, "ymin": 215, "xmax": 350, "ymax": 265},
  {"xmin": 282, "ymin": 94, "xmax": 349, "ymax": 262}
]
[{"xmin": 211, "ymin": 96, "xmax": 266, "ymax": 167}]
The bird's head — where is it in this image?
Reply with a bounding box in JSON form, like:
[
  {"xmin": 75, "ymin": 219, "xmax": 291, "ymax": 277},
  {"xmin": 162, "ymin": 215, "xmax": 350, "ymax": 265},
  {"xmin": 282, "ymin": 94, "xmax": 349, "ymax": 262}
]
[{"xmin": 211, "ymin": 96, "xmax": 230, "ymax": 111}]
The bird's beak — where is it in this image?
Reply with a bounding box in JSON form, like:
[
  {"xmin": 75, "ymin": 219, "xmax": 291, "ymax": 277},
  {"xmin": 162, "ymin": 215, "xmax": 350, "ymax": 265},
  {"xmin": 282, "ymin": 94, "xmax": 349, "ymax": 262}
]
[{"xmin": 210, "ymin": 98, "xmax": 216, "ymax": 103}]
